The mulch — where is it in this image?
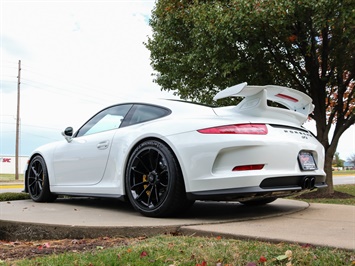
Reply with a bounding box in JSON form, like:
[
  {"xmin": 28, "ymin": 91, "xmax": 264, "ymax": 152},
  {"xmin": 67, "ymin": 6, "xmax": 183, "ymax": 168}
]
[{"xmin": 295, "ymin": 191, "xmax": 354, "ymax": 199}]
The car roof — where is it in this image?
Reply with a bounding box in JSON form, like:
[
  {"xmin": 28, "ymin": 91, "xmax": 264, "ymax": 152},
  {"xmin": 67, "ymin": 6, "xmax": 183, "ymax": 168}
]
[{"xmin": 112, "ymin": 98, "xmax": 216, "ymax": 117}]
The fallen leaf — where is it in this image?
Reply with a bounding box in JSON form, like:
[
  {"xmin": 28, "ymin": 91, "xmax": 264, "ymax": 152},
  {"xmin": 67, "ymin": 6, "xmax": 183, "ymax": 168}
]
[
  {"xmin": 285, "ymin": 250, "xmax": 292, "ymax": 258},
  {"xmin": 195, "ymin": 260, "xmax": 207, "ymax": 266},
  {"xmin": 276, "ymin": 255, "xmax": 288, "ymax": 261},
  {"xmin": 259, "ymin": 256, "xmax": 267, "ymax": 263},
  {"xmin": 140, "ymin": 251, "xmax": 148, "ymax": 258},
  {"xmin": 71, "ymin": 239, "xmax": 80, "ymax": 244}
]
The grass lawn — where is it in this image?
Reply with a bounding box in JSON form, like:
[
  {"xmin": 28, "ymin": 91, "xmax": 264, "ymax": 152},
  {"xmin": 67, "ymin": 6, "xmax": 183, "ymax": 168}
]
[
  {"xmin": 0, "ymin": 174, "xmax": 24, "ymax": 182},
  {"xmin": 4, "ymin": 235, "xmax": 353, "ymax": 266}
]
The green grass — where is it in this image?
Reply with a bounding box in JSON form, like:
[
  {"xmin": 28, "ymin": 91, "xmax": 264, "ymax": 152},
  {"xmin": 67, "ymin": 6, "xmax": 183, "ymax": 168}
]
[
  {"xmin": 0, "ymin": 174, "xmax": 24, "ymax": 182},
  {"xmin": 9, "ymin": 235, "xmax": 355, "ymax": 266},
  {"xmin": 0, "ymin": 192, "xmax": 29, "ymax": 201},
  {"xmin": 333, "ymin": 169, "xmax": 355, "ymax": 176},
  {"xmin": 290, "ymin": 184, "xmax": 355, "ymax": 205}
]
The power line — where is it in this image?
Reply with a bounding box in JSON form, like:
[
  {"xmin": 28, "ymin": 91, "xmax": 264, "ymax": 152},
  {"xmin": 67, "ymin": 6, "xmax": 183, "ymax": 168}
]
[
  {"xmin": 3, "ymin": 62, "xmax": 137, "ymax": 104},
  {"xmin": 15, "ymin": 60, "xmax": 21, "ymax": 180}
]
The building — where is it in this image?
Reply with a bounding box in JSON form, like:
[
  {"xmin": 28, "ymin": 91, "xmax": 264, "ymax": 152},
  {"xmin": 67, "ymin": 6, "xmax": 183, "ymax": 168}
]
[
  {"xmin": 0, "ymin": 156, "xmax": 28, "ymax": 174},
  {"xmin": 344, "ymin": 161, "xmax": 355, "ymax": 170}
]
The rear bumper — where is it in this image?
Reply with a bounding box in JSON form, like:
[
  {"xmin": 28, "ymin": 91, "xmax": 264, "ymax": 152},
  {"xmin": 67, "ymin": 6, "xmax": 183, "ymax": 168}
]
[{"xmin": 186, "ymin": 175, "xmax": 327, "ymax": 201}]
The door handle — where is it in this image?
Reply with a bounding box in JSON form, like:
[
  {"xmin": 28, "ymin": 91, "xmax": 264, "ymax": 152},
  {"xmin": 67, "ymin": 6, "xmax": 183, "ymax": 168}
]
[{"xmin": 97, "ymin": 140, "xmax": 109, "ymax": 150}]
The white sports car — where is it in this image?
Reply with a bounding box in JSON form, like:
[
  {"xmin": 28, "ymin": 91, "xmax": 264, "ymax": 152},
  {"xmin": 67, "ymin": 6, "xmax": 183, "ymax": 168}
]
[{"xmin": 25, "ymin": 83, "xmax": 326, "ymax": 217}]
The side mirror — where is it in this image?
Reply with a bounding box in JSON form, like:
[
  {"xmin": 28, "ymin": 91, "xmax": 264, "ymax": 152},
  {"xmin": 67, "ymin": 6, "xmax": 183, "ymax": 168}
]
[{"xmin": 62, "ymin": 127, "xmax": 73, "ymax": 143}]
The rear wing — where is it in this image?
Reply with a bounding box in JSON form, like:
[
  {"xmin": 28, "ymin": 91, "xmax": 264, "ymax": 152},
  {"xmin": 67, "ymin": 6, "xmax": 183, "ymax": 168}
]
[{"xmin": 213, "ymin": 82, "xmax": 314, "ymax": 124}]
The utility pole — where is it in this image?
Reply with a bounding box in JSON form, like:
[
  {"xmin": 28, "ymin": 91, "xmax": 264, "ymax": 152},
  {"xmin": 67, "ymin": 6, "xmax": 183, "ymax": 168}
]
[{"xmin": 15, "ymin": 60, "xmax": 21, "ymax": 180}]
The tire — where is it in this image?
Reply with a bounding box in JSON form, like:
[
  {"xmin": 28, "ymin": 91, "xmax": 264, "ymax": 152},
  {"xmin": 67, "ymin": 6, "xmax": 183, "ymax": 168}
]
[
  {"xmin": 239, "ymin": 197, "xmax": 277, "ymax": 206},
  {"xmin": 125, "ymin": 140, "xmax": 194, "ymax": 217},
  {"xmin": 27, "ymin": 155, "xmax": 57, "ymax": 202}
]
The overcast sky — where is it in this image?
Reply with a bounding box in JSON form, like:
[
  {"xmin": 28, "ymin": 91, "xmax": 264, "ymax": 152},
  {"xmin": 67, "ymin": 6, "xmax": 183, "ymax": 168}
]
[{"xmin": 1, "ymin": 0, "xmax": 354, "ymax": 159}]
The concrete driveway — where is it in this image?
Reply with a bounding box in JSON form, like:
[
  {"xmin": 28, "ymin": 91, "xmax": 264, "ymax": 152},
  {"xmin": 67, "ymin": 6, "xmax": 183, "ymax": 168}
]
[{"xmin": 1, "ymin": 197, "xmax": 354, "ymax": 250}]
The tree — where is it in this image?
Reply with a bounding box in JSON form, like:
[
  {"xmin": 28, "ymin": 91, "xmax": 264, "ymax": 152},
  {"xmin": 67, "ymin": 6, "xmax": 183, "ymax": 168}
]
[
  {"xmin": 347, "ymin": 153, "xmax": 355, "ymax": 166},
  {"xmin": 332, "ymin": 152, "xmax": 344, "ymax": 168},
  {"xmin": 145, "ymin": 0, "xmax": 355, "ymax": 194}
]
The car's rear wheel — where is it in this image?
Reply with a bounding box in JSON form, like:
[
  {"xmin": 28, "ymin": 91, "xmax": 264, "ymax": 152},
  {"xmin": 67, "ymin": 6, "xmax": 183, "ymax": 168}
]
[
  {"xmin": 27, "ymin": 155, "xmax": 57, "ymax": 202},
  {"xmin": 239, "ymin": 197, "xmax": 277, "ymax": 206},
  {"xmin": 125, "ymin": 140, "xmax": 193, "ymax": 217}
]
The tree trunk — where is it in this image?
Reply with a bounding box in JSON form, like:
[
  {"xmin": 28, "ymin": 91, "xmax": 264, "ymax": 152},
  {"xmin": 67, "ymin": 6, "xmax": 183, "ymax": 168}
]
[{"xmin": 319, "ymin": 149, "xmax": 334, "ymax": 194}]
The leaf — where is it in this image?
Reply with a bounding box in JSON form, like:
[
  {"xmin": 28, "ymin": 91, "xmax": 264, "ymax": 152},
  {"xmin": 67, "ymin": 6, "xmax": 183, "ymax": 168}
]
[
  {"xmin": 71, "ymin": 239, "xmax": 80, "ymax": 244},
  {"xmin": 96, "ymin": 246, "xmax": 104, "ymax": 250},
  {"xmin": 259, "ymin": 255, "xmax": 267, "ymax": 263},
  {"xmin": 276, "ymin": 254, "xmax": 288, "ymax": 261},
  {"xmin": 285, "ymin": 250, "xmax": 293, "ymax": 258},
  {"xmin": 38, "ymin": 242, "xmax": 50, "ymax": 250},
  {"xmin": 196, "ymin": 260, "xmax": 207, "ymax": 266},
  {"xmin": 140, "ymin": 251, "xmax": 148, "ymax": 258}
]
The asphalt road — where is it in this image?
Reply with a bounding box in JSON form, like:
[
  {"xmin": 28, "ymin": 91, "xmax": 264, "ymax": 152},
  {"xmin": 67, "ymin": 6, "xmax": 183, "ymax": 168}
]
[{"xmin": 333, "ymin": 175, "xmax": 355, "ymax": 185}]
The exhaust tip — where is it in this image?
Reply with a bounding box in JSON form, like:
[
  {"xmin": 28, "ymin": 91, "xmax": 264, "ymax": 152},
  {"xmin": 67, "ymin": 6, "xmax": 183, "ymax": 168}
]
[{"xmin": 302, "ymin": 176, "xmax": 316, "ymax": 189}]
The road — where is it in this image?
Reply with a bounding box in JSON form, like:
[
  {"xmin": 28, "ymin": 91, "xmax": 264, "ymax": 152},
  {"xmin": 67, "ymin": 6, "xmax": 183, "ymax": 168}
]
[{"xmin": 333, "ymin": 175, "xmax": 355, "ymax": 185}]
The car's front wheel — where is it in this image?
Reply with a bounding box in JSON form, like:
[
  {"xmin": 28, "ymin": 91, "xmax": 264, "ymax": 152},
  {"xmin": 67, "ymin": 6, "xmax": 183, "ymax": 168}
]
[
  {"xmin": 125, "ymin": 140, "xmax": 193, "ymax": 217},
  {"xmin": 27, "ymin": 155, "xmax": 57, "ymax": 202}
]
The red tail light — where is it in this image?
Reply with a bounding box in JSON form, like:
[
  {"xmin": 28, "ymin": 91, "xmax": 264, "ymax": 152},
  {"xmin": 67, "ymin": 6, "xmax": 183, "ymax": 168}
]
[
  {"xmin": 198, "ymin": 124, "xmax": 268, "ymax": 135},
  {"xmin": 233, "ymin": 164, "xmax": 265, "ymax": 171}
]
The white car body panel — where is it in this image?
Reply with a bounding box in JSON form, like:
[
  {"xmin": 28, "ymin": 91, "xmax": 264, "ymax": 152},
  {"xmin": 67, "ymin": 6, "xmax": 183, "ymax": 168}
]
[
  {"xmin": 52, "ymin": 130, "xmax": 115, "ymax": 186},
  {"xmin": 25, "ymin": 83, "xmax": 326, "ymax": 208},
  {"xmin": 214, "ymin": 82, "xmax": 314, "ymax": 124}
]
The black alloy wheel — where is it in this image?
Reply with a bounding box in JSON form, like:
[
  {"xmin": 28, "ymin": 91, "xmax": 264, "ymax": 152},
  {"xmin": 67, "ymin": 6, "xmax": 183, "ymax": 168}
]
[
  {"xmin": 125, "ymin": 140, "xmax": 193, "ymax": 217},
  {"xmin": 27, "ymin": 155, "xmax": 57, "ymax": 202}
]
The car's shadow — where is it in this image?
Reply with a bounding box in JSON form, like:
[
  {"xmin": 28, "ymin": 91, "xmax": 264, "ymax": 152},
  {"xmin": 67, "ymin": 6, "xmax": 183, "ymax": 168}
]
[
  {"xmin": 54, "ymin": 197, "xmax": 306, "ymax": 222},
  {"xmin": 0, "ymin": 197, "xmax": 308, "ymax": 241}
]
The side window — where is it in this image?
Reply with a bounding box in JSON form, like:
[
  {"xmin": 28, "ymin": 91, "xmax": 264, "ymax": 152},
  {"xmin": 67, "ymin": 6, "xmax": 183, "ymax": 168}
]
[
  {"xmin": 128, "ymin": 104, "xmax": 170, "ymax": 126},
  {"xmin": 76, "ymin": 104, "xmax": 132, "ymax": 137}
]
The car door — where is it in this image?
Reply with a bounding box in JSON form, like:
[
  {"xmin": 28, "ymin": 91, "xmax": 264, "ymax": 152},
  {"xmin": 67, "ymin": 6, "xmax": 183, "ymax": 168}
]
[{"xmin": 52, "ymin": 104, "xmax": 132, "ymax": 186}]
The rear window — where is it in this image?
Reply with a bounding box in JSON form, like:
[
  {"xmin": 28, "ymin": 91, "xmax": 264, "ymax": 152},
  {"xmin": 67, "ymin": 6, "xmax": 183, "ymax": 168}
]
[{"xmin": 127, "ymin": 104, "xmax": 170, "ymax": 125}]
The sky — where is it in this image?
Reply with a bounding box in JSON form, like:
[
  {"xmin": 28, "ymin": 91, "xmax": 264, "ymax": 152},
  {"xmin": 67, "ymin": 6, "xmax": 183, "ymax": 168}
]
[{"xmin": 0, "ymin": 0, "xmax": 354, "ymax": 160}]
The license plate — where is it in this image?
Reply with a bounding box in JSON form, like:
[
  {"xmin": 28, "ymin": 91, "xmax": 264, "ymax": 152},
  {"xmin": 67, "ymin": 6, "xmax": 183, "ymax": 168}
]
[{"xmin": 298, "ymin": 151, "xmax": 317, "ymax": 171}]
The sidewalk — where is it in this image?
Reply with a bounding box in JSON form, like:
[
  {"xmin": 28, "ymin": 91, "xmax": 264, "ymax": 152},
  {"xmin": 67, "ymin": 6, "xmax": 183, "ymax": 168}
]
[
  {"xmin": 0, "ymin": 197, "xmax": 354, "ymax": 250},
  {"xmin": 180, "ymin": 203, "xmax": 355, "ymax": 251}
]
